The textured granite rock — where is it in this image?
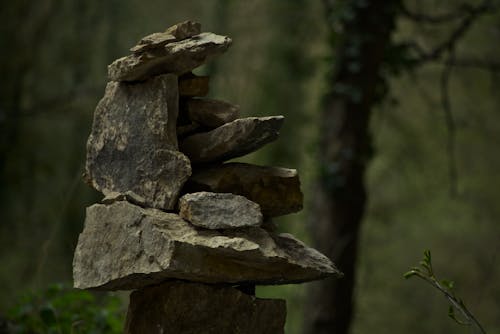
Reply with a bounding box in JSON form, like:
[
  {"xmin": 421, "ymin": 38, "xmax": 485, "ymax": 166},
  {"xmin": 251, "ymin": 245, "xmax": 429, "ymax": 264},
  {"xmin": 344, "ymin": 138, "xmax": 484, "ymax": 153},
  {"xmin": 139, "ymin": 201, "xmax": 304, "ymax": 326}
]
[
  {"xmin": 84, "ymin": 74, "xmax": 192, "ymax": 210},
  {"xmin": 109, "ymin": 32, "xmax": 232, "ymax": 82},
  {"xmin": 184, "ymin": 98, "xmax": 240, "ymax": 128},
  {"xmin": 180, "ymin": 116, "xmax": 284, "ymax": 164},
  {"xmin": 73, "ymin": 201, "xmax": 340, "ymax": 290},
  {"xmin": 179, "ymin": 73, "xmax": 209, "ymax": 97},
  {"xmin": 179, "ymin": 192, "xmax": 262, "ymax": 229},
  {"xmin": 184, "ymin": 162, "xmax": 303, "ymax": 217},
  {"xmin": 124, "ymin": 281, "xmax": 286, "ymax": 334}
]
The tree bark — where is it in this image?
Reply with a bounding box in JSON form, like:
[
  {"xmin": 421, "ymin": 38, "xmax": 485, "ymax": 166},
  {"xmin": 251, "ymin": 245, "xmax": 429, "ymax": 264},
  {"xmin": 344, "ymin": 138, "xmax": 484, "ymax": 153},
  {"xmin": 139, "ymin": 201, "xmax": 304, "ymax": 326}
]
[{"xmin": 304, "ymin": 1, "xmax": 401, "ymax": 334}]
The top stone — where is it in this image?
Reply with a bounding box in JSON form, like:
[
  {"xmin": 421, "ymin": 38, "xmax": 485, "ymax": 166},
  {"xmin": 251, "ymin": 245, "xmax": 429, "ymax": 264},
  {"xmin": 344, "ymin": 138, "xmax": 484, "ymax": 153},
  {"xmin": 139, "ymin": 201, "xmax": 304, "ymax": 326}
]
[
  {"xmin": 109, "ymin": 32, "xmax": 232, "ymax": 82},
  {"xmin": 130, "ymin": 21, "xmax": 202, "ymax": 54}
]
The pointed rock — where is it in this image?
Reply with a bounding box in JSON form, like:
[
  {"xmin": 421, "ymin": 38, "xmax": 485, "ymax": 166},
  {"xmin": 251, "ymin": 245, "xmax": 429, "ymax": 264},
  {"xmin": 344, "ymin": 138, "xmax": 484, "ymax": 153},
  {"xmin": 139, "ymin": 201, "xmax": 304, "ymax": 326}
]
[
  {"xmin": 184, "ymin": 98, "xmax": 240, "ymax": 128},
  {"xmin": 85, "ymin": 74, "xmax": 191, "ymax": 210},
  {"xmin": 180, "ymin": 116, "xmax": 284, "ymax": 164},
  {"xmin": 109, "ymin": 32, "xmax": 232, "ymax": 82},
  {"xmin": 184, "ymin": 163, "xmax": 303, "ymax": 217},
  {"xmin": 124, "ymin": 281, "xmax": 286, "ymax": 334},
  {"xmin": 73, "ymin": 201, "xmax": 340, "ymax": 290},
  {"xmin": 179, "ymin": 192, "xmax": 263, "ymax": 229},
  {"xmin": 130, "ymin": 21, "xmax": 202, "ymax": 54}
]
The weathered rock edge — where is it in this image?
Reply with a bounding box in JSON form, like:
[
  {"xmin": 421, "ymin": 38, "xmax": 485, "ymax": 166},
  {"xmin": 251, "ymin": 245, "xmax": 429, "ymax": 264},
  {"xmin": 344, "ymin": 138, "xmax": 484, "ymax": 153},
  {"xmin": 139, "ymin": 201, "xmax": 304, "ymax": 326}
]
[
  {"xmin": 124, "ymin": 281, "xmax": 286, "ymax": 334},
  {"xmin": 73, "ymin": 201, "xmax": 341, "ymax": 290},
  {"xmin": 109, "ymin": 32, "xmax": 232, "ymax": 82},
  {"xmin": 180, "ymin": 116, "xmax": 284, "ymax": 163}
]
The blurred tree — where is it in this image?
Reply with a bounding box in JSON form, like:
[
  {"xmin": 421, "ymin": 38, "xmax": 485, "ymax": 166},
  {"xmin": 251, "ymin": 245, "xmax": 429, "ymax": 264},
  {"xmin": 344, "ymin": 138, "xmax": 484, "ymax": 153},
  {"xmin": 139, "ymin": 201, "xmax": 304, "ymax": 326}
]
[
  {"xmin": 304, "ymin": 2, "xmax": 401, "ymax": 333},
  {"xmin": 305, "ymin": 0, "xmax": 499, "ymax": 333}
]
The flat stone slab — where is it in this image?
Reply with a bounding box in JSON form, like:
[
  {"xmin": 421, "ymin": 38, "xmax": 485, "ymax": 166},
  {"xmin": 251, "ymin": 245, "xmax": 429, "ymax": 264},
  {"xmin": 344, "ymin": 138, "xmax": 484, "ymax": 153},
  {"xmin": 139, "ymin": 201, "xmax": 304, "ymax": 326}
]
[
  {"xmin": 109, "ymin": 32, "xmax": 232, "ymax": 82},
  {"xmin": 124, "ymin": 281, "xmax": 286, "ymax": 334},
  {"xmin": 184, "ymin": 98, "xmax": 240, "ymax": 128},
  {"xmin": 184, "ymin": 163, "xmax": 303, "ymax": 217},
  {"xmin": 84, "ymin": 74, "xmax": 191, "ymax": 210},
  {"xmin": 73, "ymin": 201, "xmax": 340, "ymax": 290},
  {"xmin": 179, "ymin": 192, "xmax": 263, "ymax": 229},
  {"xmin": 130, "ymin": 20, "xmax": 201, "ymax": 53},
  {"xmin": 180, "ymin": 116, "xmax": 284, "ymax": 164}
]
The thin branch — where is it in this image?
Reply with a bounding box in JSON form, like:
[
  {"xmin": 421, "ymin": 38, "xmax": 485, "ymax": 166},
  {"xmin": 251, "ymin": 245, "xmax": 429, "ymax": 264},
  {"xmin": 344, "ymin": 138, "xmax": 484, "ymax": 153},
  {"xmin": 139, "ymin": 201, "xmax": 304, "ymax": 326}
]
[
  {"xmin": 441, "ymin": 50, "xmax": 459, "ymax": 197},
  {"xmin": 407, "ymin": 0, "xmax": 498, "ymax": 64},
  {"xmin": 448, "ymin": 58, "xmax": 500, "ymax": 72},
  {"xmin": 401, "ymin": 1, "xmax": 497, "ymax": 24}
]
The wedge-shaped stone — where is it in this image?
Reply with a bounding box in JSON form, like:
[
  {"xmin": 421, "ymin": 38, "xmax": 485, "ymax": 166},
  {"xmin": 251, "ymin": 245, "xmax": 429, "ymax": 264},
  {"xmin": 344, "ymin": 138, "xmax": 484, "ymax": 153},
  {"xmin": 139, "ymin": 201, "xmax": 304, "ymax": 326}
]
[
  {"xmin": 179, "ymin": 192, "xmax": 263, "ymax": 229},
  {"xmin": 184, "ymin": 163, "xmax": 303, "ymax": 217},
  {"xmin": 124, "ymin": 281, "xmax": 286, "ymax": 334},
  {"xmin": 109, "ymin": 32, "xmax": 232, "ymax": 82},
  {"xmin": 185, "ymin": 98, "xmax": 240, "ymax": 128},
  {"xmin": 73, "ymin": 201, "xmax": 340, "ymax": 290},
  {"xmin": 85, "ymin": 74, "xmax": 191, "ymax": 210},
  {"xmin": 180, "ymin": 116, "xmax": 284, "ymax": 163},
  {"xmin": 130, "ymin": 21, "xmax": 202, "ymax": 53}
]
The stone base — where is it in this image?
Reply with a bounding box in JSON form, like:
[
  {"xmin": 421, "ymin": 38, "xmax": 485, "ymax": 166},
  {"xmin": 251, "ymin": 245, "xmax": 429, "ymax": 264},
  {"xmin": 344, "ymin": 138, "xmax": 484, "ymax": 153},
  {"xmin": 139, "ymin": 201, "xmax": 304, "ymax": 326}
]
[{"xmin": 124, "ymin": 281, "xmax": 286, "ymax": 334}]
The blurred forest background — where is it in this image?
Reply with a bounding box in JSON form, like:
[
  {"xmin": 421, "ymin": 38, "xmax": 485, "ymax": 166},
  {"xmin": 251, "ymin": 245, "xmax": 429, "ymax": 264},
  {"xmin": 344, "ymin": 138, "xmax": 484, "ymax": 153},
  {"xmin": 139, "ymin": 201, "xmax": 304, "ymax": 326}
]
[{"xmin": 1, "ymin": 0, "xmax": 499, "ymax": 333}]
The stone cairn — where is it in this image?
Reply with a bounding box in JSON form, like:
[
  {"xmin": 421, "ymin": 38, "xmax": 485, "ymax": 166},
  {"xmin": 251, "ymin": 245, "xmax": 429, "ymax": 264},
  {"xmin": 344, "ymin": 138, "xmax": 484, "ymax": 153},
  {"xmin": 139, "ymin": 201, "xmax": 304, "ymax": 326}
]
[{"xmin": 73, "ymin": 21, "xmax": 341, "ymax": 334}]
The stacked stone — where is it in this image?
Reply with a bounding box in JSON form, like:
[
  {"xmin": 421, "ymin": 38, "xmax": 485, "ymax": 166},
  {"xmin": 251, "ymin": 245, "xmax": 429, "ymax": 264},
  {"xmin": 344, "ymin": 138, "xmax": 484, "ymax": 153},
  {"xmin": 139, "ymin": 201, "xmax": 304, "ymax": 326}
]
[{"xmin": 73, "ymin": 21, "xmax": 341, "ymax": 334}]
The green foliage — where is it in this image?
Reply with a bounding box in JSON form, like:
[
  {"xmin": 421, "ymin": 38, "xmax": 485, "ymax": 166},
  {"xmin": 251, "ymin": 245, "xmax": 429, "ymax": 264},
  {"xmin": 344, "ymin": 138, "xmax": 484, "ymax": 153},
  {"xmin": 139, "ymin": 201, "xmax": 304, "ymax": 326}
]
[
  {"xmin": 405, "ymin": 250, "xmax": 486, "ymax": 333},
  {"xmin": 6, "ymin": 284, "xmax": 124, "ymax": 334}
]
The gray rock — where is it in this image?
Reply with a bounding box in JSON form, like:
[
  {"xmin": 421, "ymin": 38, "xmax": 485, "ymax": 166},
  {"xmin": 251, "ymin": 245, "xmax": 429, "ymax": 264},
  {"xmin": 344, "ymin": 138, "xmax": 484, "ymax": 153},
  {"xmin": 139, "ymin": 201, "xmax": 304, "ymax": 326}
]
[
  {"xmin": 179, "ymin": 192, "xmax": 263, "ymax": 229},
  {"xmin": 184, "ymin": 98, "xmax": 240, "ymax": 128},
  {"xmin": 73, "ymin": 201, "xmax": 340, "ymax": 290},
  {"xmin": 109, "ymin": 32, "xmax": 232, "ymax": 82},
  {"xmin": 180, "ymin": 116, "xmax": 284, "ymax": 163},
  {"xmin": 124, "ymin": 281, "xmax": 286, "ymax": 334},
  {"xmin": 130, "ymin": 21, "xmax": 202, "ymax": 54},
  {"xmin": 184, "ymin": 162, "xmax": 303, "ymax": 217},
  {"xmin": 84, "ymin": 74, "xmax": 192, "ymax": 210}
]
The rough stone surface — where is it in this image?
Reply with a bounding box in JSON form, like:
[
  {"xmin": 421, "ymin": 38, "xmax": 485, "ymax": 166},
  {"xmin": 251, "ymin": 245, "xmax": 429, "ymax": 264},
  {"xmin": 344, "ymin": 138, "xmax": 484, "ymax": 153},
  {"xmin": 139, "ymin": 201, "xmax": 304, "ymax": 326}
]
[
  {"xmin": 184, "ymin": 162, "xmax": 303, "ymax": 217},
  {"xmin": 73, "ymin": 201, "xmax": 340, "ymax": 290},
  {"xmin": 101, "ymin": 191, "xmax": 147, "ymax": 207},
  {"xmin": 109, "ymin": 32, "xmax": 232, "ymax": 82},
  {"xmin": 130, "ymin": 21, "xmax": 202, "ymax": 54},
  {"xmin": 185, "ymin": 98, "xmax": 240, "ymax": 128},
  {"xmin": 85, "ymin": 74, "xmax": 192, "ymax": 210},
  {"xmin": 124, "ymin": 281, "xmax": 286, "ymax": 334},
  {"xmin": 179, "ymin": 192, "xmax": 263, "ymax": 229},
  {"xmin": 179, "ymin": 73, "xmax": 209, "ymax": 97},
  {"xmin": 180, "ymin": 116, "xmax": 284, "ymax": 164}
]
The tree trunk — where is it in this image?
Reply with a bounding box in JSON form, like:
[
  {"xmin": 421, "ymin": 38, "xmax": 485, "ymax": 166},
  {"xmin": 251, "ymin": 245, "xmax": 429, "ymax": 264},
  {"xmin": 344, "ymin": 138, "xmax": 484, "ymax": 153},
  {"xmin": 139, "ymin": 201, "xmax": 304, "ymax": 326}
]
[{"xmin": 304, "ymin": 1, "xmax": 400, "ymax": 333}]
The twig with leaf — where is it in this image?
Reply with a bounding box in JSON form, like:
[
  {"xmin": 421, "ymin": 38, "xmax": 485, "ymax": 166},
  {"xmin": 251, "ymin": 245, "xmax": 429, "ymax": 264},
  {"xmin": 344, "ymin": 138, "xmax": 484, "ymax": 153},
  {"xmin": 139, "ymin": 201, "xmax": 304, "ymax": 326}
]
[{"xmin": 404, "ymin": 250, "xmax": 486, "ymax": 334}]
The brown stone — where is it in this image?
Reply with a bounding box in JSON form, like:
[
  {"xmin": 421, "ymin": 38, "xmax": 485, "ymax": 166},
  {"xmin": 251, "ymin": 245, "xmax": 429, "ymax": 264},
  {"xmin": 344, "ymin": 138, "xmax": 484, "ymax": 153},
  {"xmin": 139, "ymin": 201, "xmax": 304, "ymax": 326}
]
[
  {"xmin": 84, "ymin": 74, "xmax": 192, "ymax": 210},
  {"xmin": 184, "ymin": 162, "xmax": 303, "ymax": 217},
  {"xmin": 179, "ymin": 73, "xmax": 209, "ymax": 97},
  {"xmin": 124, "ymin": 281, "xmax": 286, "ymax": 334},
  {"xmin": 165, "ymin": 20, "xmax": 201, "ymax": 40},
  {"xmin": 72, "ymin": 201, "xmax": 340, "ymax": 290},
  {"xmin": 180, "ymin": 116, "xmax": 284, "ymax": 164},
  {"xmin": 109, "ymin": 32, "xmax": 231, "ymax": 82},
  {"xmin": 185, "ymin": 98, "xmax": 240, "ymax": 128}
]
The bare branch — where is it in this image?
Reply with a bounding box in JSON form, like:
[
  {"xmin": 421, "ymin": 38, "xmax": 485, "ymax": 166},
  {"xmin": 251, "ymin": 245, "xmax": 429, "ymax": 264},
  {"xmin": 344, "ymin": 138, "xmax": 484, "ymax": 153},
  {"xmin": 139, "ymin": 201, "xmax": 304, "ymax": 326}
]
[
  {"xmin": 441, "ymin": 51, "xmax": 459, "ymax": 197},
  {"xmin": 401, "ymin": 0, "xmax": 497, "ymax": 24}
]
